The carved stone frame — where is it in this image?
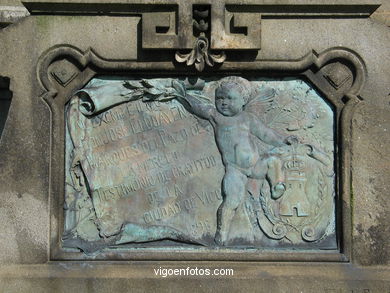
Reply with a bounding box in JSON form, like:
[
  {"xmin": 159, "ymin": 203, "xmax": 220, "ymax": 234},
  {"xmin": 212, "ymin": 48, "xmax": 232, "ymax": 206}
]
[{"xmin": 38, "ymin": 45, "xmax": 365, "ymax": 261}]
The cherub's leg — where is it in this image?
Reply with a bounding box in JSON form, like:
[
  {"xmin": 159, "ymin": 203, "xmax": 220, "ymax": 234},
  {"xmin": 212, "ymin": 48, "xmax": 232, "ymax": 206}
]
[
  {"xmin": 215, "ymin": 165, "xmax": 247, "ymax": 246},
  {"xmin": 252, "ymin": 156, "xmax": 285, "ymax": 199},
  {"xmin": 266, "ymin": 157, "xmax": 285, "ymax": 199}
]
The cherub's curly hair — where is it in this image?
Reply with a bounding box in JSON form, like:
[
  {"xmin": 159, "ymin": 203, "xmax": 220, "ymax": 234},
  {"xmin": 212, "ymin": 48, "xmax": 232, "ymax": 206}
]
[{"xmin": 216, "ymin": 76, "xmax": 253, "ymax": 104}]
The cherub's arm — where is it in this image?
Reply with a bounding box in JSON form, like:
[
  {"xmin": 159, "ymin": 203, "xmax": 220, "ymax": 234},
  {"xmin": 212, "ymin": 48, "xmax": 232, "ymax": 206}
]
[
  {"xmin": 172, "ymin": 81, "xmax": 215, "ymax": 120},
  {"xmin": 249, "ymin": 114, "xmax": 286, "ymax": 147},
  {"xmin": 177, "ymin": 95, "xmax": 215, "ymax": 120}
]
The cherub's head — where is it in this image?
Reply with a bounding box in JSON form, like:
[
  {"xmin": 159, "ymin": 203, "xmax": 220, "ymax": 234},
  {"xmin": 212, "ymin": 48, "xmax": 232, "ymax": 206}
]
[{"xmin": 215, "ymin": 79, "xmax": 251, "ymax": 116}]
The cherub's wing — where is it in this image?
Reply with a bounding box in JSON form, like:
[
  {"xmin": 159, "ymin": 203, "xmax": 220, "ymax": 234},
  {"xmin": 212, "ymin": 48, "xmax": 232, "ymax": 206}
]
[{"xmin": 245, "ymin": 86, "xmax": 276, "ymax": 122}]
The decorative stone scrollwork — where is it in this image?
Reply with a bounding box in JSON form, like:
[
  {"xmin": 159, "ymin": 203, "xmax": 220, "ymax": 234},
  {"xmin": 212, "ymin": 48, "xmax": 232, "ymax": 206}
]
[
  {"xmin": 142, "ymin": 5, "xmax": 265, "ymax": 70},
  {"xmin": 175, "ymin": 36, "xmax": 226, "ymax": 72},
  {"xmin": 174, "ymin": 6, "xmax": 226, "ymax": 71}
]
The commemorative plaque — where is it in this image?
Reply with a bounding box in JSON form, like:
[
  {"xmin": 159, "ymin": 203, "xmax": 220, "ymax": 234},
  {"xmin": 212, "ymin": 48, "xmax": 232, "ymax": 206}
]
[{"xmin": 63, "ymin": 76, "xmax": 336, "ymax": 253}]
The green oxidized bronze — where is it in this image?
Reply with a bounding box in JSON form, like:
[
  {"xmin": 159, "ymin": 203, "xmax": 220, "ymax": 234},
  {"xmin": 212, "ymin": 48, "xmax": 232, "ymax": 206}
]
[{"xmin": 63, "ymin": 76, "xmax": 336, "ymax": 253}]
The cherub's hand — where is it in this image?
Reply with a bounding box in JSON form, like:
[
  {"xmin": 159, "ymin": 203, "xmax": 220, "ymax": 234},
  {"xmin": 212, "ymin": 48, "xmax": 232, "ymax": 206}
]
[
  {"xmin": 284, "ymin": 135, "xmax": 299, "ymax": 145},
  {"xmin": 271, "ymin": 182, "xmax": 286, "ymax": 199}
]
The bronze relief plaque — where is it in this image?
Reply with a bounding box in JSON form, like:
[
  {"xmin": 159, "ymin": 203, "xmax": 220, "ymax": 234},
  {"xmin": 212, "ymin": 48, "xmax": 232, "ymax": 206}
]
[{"xmin": 63, "ymin": 76, "xmax": 336, "ymax": 253}]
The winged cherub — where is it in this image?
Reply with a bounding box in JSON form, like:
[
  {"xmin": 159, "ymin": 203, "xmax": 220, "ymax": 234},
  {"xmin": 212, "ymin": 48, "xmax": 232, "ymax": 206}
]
[{"xmin": 172, "ymin": 77, "xmax": 295, "ymax": 245}]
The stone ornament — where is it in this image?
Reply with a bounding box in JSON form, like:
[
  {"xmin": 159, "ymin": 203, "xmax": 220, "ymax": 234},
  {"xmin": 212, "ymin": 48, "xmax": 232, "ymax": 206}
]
[
  {"xmin": 175, "ymin": 36, "xmax": 226, "ymax": 72},
  {"xmin": 174, "ymin": 6, "xmax": 226, "ymax": 71},
  {"xmin": 142, "ymin": 4, "xmax": 259, "ymax": 71}
]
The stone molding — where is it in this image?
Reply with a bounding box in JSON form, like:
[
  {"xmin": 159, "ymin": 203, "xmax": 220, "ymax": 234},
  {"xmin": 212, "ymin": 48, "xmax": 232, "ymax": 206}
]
[
  {"xmin": 35, "ymin": 42, "xmax": 366, "ymax": 260},
  {"xmin": 0, "ymin": 5, "xmax": 29, "ymax": 28}
]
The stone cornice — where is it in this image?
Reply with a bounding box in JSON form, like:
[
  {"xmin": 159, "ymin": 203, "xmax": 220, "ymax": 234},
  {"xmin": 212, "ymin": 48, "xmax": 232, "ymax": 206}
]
[{"xmin": 22, "ymin": 0, "xmax": 381, "ymax": 17}]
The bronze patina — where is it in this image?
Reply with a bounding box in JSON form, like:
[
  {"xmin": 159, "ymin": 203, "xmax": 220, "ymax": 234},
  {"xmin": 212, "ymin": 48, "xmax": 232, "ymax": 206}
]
[{"xmin": 63, "ymin": 76, "xmax": 335, "ymax": 253}]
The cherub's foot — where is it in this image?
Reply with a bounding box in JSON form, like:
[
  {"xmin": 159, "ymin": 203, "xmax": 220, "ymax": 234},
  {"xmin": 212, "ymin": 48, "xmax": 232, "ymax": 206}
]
[
  {"xmin": 214, "ymin": 230, "xmax": 226, "ymax": 246},
  {"xmin": 271, "ymin": 182, "xmax": 286, "ymax": 199}
]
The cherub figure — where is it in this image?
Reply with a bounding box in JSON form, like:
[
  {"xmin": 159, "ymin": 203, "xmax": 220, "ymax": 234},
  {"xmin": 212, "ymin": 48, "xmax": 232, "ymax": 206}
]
[{"xmin": 173, "ymin": 77, "xmax": 294, "ymax": 245}]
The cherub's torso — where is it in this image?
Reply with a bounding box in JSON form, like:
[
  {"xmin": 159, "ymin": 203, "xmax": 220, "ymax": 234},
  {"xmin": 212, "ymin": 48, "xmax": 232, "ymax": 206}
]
[{"xmin": 212, "ymin": 111, "xmax": 259, "ymax": 169}]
